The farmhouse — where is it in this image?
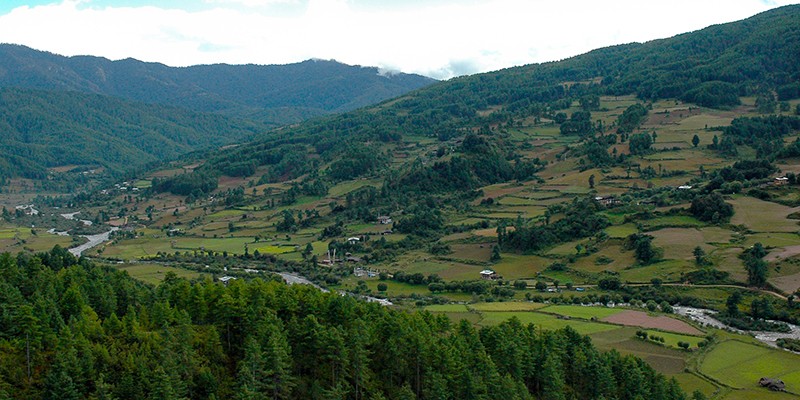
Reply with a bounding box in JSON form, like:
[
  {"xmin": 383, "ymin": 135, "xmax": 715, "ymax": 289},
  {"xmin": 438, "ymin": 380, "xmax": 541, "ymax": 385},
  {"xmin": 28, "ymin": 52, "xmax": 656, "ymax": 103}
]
[
  {"xmin": 377, "ymin": 216, "xmax": 393, "ymax": 224},
  {"xmin": 594, "ymin": 196, "xmax": 620, "ymax": 206},
  {"xmin": 774, "ymin": 176, "xmax": 789, "ymax": 186},
  {"xmin": 480, "ymin": 269, "xmax": 499, "ymax": 280},
  {"xmin": 218, "ymin": 276, "xmax": 237, "ymax": 285},
  {"xmin": 677, "ymin": 185, "xmax": 693, "ymax": 190},
  {"xmin": 348, "ymin": 237, "xmax": 360, "ymax": 244}
]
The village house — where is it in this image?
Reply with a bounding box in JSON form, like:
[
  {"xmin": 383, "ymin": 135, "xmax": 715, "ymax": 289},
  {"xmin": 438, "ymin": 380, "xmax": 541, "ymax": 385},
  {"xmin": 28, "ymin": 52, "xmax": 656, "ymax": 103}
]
[
  {"xmin": 377, "ymin": 216, "xmax": 393, "ymax": 225},
  {"xmin": 480, "ymin": 269, "xmax": 499, "ymax": 280},
  {"xmin": 594, "ymin": 196, "xmax": 620, "ymax": 206},
  {"xmin": 774, "ymin": 176, "xmax": 789, "ymax": 186}
]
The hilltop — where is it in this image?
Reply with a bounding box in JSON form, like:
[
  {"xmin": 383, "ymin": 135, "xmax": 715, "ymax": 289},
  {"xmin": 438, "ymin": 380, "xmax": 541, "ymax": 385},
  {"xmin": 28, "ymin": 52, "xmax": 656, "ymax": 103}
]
[{"xmin": 0, "ymin": 45, "xmax": 436, "ymax": 122}]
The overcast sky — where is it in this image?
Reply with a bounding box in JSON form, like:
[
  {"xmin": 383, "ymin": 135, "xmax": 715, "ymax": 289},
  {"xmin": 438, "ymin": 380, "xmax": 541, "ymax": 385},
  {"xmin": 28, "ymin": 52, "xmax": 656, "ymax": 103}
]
[{"xmin": 0, "ymin": 0, "xmax": 797, "ymax": 79}]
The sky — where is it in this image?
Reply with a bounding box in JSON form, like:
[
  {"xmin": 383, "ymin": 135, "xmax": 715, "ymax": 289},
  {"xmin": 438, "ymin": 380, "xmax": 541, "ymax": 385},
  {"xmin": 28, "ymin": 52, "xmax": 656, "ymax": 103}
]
[{"xmin": 0, "ymin": 0, "xmax": 797, "ymax": 80}]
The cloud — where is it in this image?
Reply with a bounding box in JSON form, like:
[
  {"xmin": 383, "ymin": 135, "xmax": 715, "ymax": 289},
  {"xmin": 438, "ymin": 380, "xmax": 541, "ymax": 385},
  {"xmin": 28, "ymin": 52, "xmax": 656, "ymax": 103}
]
[{"xmin": 0, "ymin": 0, "xmax": 797, "ymax": 78}]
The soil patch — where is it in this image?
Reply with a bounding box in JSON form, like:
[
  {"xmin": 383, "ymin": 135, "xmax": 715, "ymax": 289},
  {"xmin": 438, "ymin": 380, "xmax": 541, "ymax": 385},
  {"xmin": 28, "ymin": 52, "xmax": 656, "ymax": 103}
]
[
  {"xmin": 602, "ymin": 310, "xmax": 703, "ymax": 335},
  {"xmin": 771, "ymin": 271, "xmax": 800, "ymax": 294},
  {"xmin": 766, "ymin": 245, "xmax": 800, "ymax": 262}
]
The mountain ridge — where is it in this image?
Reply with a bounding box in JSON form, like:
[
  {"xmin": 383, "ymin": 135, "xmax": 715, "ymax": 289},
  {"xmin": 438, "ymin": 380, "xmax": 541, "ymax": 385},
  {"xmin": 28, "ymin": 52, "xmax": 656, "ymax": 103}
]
[{"xmin": 0, "ymin": 44, "xmax": 437, "ymax": 123}]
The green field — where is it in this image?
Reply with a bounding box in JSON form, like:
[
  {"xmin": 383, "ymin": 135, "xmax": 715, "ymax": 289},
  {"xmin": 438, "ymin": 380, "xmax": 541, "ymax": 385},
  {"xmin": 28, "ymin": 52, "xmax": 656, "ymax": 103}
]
[
  {"xmin": 539, "ymin": 304, "xmax": 625, "ymax": 320},
  {"xmin": 424, "ymin": 304, "xmax": 470, "ymax": 312},
  {"xmin": 469, "ymin": 302, "xmax": 547, "ymax": 312},
  {"xmin": 477, "ymin": 311, "xmax": 621, "ymax": 335},
  {"xmin": 699, "ymin": 340, "xmax": 800, "ymax": 390},
  {"xmin": 605, "ymin": 224, "xmax": 639, "ymax": 238},
  {"xmin": 730, "ymin": 197, "xmax": 800, "ymax": 233}
]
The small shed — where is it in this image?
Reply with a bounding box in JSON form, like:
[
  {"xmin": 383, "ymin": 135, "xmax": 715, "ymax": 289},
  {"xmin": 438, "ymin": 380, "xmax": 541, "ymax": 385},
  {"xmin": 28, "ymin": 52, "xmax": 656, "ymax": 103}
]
[{"xmin": 759, "ymin": 377, "xmax": 786, "ymax": 391}]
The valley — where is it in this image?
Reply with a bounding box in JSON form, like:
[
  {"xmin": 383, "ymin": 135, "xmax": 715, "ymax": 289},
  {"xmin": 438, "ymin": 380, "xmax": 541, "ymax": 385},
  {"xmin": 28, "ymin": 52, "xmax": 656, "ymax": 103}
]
[{"xmin": 1, "ymin": 4, "xmax": 800, "ymax": 399}]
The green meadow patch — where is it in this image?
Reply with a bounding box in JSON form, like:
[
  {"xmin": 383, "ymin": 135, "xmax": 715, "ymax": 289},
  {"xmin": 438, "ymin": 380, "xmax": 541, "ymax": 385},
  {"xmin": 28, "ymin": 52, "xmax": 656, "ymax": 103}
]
[
  {"xmin": 730, "ymin": 197, "xmax": 800, "ymax": 233},
  {"xmin": 539, "ymin": 305, "xmax": 625, "ymax": 320},
  {"xmin": 469, "ymin": 302, "xmax": 548, "ymax": 312},
  {"xmin": 424, "ymin": 304, "xmax": 470, "ymax": 312},
  {"xmin": 477, "ymin": 311, "xmax": 621, "ymax": 335},
  {"xmin": 605, "ymin": 224, "xmax": 639, "ymax": 238},
  {"xmin": 253, "ymin": 245, "xmax": 296, "ymax": 254},
  {"xmin": 699, "ymin": 340, "xmax": 800, "ymax": 390}
]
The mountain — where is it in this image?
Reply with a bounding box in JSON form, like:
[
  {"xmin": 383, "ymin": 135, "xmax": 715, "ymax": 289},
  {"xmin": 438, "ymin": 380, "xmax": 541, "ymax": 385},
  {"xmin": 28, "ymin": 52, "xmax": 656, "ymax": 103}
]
[
  {"xmin": 0, "ymin": 87, "xmax": 265, "ymax": 181},
  {"xmin": 0, "ymin": 45, "xmax": 436, "ymax": 124},
  {"xmin": 198, "ymin": 5, "xmax": 800, "ymax": 186}
]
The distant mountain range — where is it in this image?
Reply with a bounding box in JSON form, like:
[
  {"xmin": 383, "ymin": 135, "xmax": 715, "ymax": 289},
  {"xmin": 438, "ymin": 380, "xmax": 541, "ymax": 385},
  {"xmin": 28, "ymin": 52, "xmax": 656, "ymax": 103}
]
[
  {"xmin": 0, "ymin": 45, "xmax": 436, "ymax": 124},
  {"xmin": 0, "ymin": 45, "xmax": 436, "ymax": 182}
]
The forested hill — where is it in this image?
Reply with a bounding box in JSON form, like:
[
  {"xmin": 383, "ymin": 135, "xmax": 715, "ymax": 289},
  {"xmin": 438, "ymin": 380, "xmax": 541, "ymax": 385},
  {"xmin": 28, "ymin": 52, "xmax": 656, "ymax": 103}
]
[
  {"xmin": 0, "ymin": 88, "xmax": 265, "ymax": 180},
  {"xmin": 0, "ymin": 45, "xmax": 436, "ymax": 124},
  {"xmin": 194, "ymin": 5, "xmax": 800, "ymax": 188},
  {"xmin": 0, "ymin": 247, "xmax": 687, "ymax": 400}
]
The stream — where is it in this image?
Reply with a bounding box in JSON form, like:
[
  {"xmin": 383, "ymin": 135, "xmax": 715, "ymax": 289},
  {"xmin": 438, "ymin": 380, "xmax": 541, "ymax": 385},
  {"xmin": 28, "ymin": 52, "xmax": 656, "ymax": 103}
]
[
  {"xmin": 68, "ymin": 228, "xmax": 119, "ymax": 257},
  {"xmin": 674, "ymin": 306, "xmax": 800, "ymax": 348},
  {"xmin": 276, "ymin": 272, "xmax": 393, "ymax": 306}
]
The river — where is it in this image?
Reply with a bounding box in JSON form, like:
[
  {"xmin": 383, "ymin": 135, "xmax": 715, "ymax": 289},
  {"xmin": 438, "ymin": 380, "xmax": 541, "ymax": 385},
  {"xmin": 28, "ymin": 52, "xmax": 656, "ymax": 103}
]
[
  {"xmin": 68, "ymin": 228, "xmax": 119, "ymax": 257},
  {"xmin": 276, "ymin": 272, "xmax": 393, "ymax": 306},
  {"xmin": 674, "ymin": 306, "xmax": 800, "ymax": 349}
]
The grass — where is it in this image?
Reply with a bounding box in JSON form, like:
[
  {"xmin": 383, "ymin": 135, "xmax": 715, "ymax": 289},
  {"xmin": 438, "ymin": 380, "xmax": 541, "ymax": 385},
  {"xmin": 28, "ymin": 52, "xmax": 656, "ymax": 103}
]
[
  {"xmin": 651, "ymin": 228, "xmax": 714, "ymax": 260},
  {"xmin": 477, "ymin": 311, "xmax": 621, "ymax": 335},
  {"xmin": 253, "ymin": 245, "xmax": 296, "ymax": 254},
  {"xmin": 744, "ymin": 232, "xmax": 800, "ymax": 248},
  {"xmin": 605, "ymin": 224, "xmax": 639, "ymax": 238},
  {"xmin": 699, "ymin": 340, "xmax": 800, "ymax": 390},
  {"xmin": 491, "ymin": 254, "xmax": 550, "ymax": 279},
  {"xmin": 640, "ymin": 215, "xmax": 705, "ymax": 230},
  {"xmin": 469, "ymin": 302, "xmax": 547, "ymax": 312},
  {"xmin": 730, "ymin": 197, "xmax": 800, "ymax": 233},
  {"xmin": 539, "ymin": 304, "xmax": 626, "ymax": 320},
  {"xmin": 424, "ymin": 304, "xmax": 470, "ymax": 312},
  {"xmin": 638, "ymin": 330, "xmax": 706, "ymax": 349},
  {"xmin": 619, "ymin": 259, "xmax": 693, "ymax": 282}
]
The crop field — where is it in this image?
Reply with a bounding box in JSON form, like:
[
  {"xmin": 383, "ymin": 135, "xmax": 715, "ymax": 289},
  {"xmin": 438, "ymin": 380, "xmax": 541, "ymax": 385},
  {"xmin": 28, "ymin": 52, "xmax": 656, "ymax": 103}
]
[
  {"xmin": 539, "ymin": 304, "xmax": 625, "ymax": 320},
  {"xmin": 748, "ymin": 232, "xmax": 800, "ymax": 249},
  {"xmin": 639, "ymin": 215, "xmax": 705, "ymax": 230},
  {"xmin": 327, "ymin": 179, "xmax": 381, "ymax": 197},
  {"xmin": 605, "ymin": 224, "xmax": 639, "ymax": 238},
  {"xmin": 491, "ymin": 254, "xmax": 550, "ymax": 279},
  {"xmin": 253, "ymin": 245, "xmax": 296, "ymax": 254},
  {"xmin": 449, "ymin": 243, "xmax": 492, "ymax": 262},
  {"xmin": 650, "ymin": 228, "xmax": 715, "ymax": 260},
  {"xmin": 618, "ymin": 259, "xmax": 692, "ymax": 282},
  {"xmin": 638, "ymin": 330, "xmax": 706, "ymax": 349},
  {"xmin": 424, "ymin": 304, "xmax": 470, "ymax": 312},
  {"xmin": 571, "ymin": 244, "xmax": 637, "ymax": 273},
  {"xmin": 477, "ymin": 311, "xmax": 621, "ymax": 335},
  {"xmin": 699, "ymin": 340, "xmax": 800, "ymax": 391},
  {"xmin": 469, "ymin": 302, "xmax": 547, "ymax": 312},
  {"xmin": 602, "ymin": 310, "xmax": 703, "ymax": 335},
  {"xmin": 730, "ymin": 197, "xmax": 800, "ymax": 233}
]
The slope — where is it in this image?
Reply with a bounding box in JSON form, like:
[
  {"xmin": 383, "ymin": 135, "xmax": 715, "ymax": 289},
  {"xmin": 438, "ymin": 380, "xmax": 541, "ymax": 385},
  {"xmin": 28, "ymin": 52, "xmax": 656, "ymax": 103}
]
[
  {"xmin": 0, "ymin": 87, "xmax": 266, "ymax": 180},
  {"xmin": 0, "ymin": 45, "xmax": 436, "ymax": 124}
]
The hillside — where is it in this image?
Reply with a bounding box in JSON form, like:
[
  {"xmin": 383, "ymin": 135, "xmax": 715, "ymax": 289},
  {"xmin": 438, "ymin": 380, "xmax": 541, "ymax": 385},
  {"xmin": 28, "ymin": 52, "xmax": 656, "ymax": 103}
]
[
  {"xmin": 0, "ymin": 87, "xmax": 265, "ymax": 181},
  {"xmin": 0, "ymin": 45, "xmax": 436, "ymax": 123}
]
